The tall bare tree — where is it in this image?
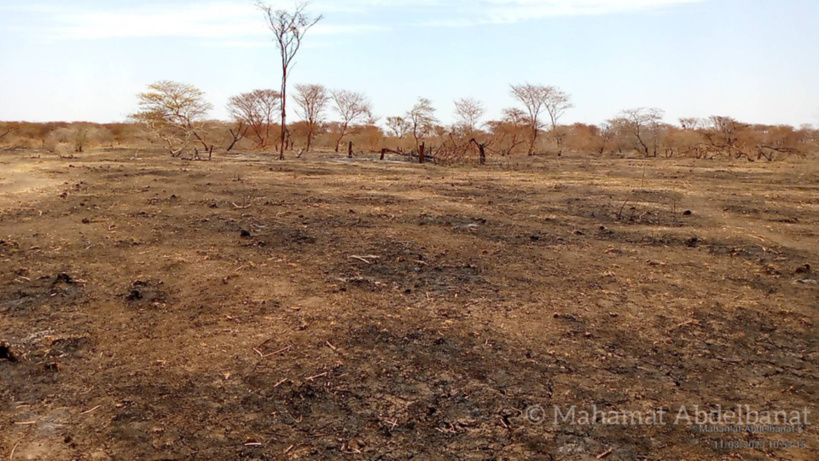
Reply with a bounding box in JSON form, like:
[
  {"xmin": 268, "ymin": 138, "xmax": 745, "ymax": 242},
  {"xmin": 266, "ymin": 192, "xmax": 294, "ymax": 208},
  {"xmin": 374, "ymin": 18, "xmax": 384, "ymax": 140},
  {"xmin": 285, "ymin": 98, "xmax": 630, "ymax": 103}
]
[
  {"xmin": 453, "ymin": 97, "xmax": 485, "ymax": 136},
  {"xmin": 510, "ymin": 83, "xmax": 572, "ymax": 155},
  {"xmin": 131, "ymin": 80, "xmax": 213, "ymax": 158},
  {"xmin": 257, "ymin": 1, "xmax": 323, "ymax": 160},
  {"xmin": 227, "ymin": 89, "xmax": 281, "ymax": 149},
  {"xmin": 294, "ymin": 83, "xmax": 329, "ymax": 153},
  {"xmin": 542, "ymin": 87, "xmax": 573, "ymax": 153},
  {"xmin": 510, "ymin": 83, "xmax": 545, "ymax": 155},
  {"xmin": 330, "ymin": 89, "xmax": 372, "ymax": 152},
  {"xmin": 407, "ymin": 98, "xmax": 438, "ymax": 151}
]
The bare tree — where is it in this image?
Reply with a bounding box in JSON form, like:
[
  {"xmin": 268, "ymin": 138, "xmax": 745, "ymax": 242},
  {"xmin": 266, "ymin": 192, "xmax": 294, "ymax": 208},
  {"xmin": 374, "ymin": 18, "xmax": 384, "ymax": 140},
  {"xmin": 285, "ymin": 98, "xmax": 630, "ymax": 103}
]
[
  {"xmin": 487, "ymin": 108, "xmax": 528, "ymax": 156},
  {"xmin": 608, "ymin": 107, "xmax": 665, "ymax": 157},
  {"xmin": 510, "ymin": 83, "xmax": 572, "ymax": 155},
  {"xmin": 542, "ymin": 87, "xmax": 573, "ymax": 154},
  {"xmin": 407, "ymin": 98, "xmax": 438, "ymax": 151},
  {"xmin": 227, "ymin": 89, "xmax": 281, "ymax": 149},
  {"xmin": 330, "ymin": 89, "xmax": 372, "ymax": 152},
  {"xmin": 294, "ymin": 83, "xmax": 329, "ymax": 153},
  {"xmin": 453, "ymin": 97, "xmax": 485, "ymax": 136},
  {"xmin": 257, "ymin": 1, "xmax": 323, "ymax": 160},
  {"xmin": 385, "ymin": 116, "xmax": 411, "ymax": 138},
  {"xmin": 510, "ymin": 83, "xmax": 545, "ymax": 155},
  {"xmin": 131, "ymin": 80, "xmax": 213, "ymax": 158},
  {"xmin": 679, "ymin": 117, "xmax": 704, "ymax": 130},
  {"xmin": 702, "ymin": 115, "xmax": 749, "ymax": 159}
]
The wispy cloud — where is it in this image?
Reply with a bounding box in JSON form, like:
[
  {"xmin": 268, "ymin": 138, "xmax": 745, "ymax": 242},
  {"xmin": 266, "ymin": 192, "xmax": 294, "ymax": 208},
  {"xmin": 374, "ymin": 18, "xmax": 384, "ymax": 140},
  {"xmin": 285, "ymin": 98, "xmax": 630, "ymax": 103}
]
[
  {"xmin": 1, "ymin": 1, "xmax": 388, "ymax": 43},
  {"xmin": 1, "ymin": 0, "xmax": 702, "ymax": 42},
  {"xmin": 421, "ymin": 0, "xmax": 704, "ymax": 26}
]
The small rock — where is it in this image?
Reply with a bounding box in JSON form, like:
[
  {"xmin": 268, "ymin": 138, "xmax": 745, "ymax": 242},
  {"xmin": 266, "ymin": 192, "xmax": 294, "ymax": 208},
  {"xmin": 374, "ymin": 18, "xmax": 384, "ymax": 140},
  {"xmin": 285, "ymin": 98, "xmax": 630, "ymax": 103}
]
[
  {"xmin": 240, "ymin": 230, "xmax": 251, "ymax": 238},
  {"xmin": 795, "ymin": 264, "xmax": 811, "ymax": 274},
  {"xmin": 54, "ymin": 273, "xmax": 74, "ymax": 284},
  {"xmin": 683, "ymin": 210, "xmax": 693, "ymax": 216},
  {"xmin": 0, "ymin": 342, "xmax": 17, "ymax": 362}
]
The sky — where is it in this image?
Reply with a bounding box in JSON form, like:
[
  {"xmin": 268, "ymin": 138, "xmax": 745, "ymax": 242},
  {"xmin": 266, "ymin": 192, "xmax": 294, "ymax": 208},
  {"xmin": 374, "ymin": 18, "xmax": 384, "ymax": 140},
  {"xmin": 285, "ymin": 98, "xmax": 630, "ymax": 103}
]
[{"xmin": 0, "ymin": 0, "xmax": 817, "ymax": 127}]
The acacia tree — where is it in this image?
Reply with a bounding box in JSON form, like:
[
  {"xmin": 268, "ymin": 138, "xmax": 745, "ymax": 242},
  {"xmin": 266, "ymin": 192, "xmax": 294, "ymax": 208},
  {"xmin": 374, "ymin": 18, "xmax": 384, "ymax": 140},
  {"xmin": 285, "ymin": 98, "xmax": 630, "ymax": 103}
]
[
  {"xmin": 510, "ymin": 83, "xmax": 545, "ymax": 155},
  {"xmin": 542, "ymin": 87, "xmax": 573, "ymax": 153},
  {"xmin": 132, "ymin": 80, "xmax": 213, "ymax": 158},
  {"xmin": 487, "ymin": 108, "xmax": 528, "ymax": 156},
  {"xmin": 453, "ymin": 98, "xmax": 485, "ymax": 136},
  {"xmin": 330, "ymin": 89, "xmax": 372, "ymax": 152},
  {"xmin": 257, "ymin": 1, "xmax": 323, "ymax": 160},
  {"xmin": 608, "ymin": 107, "xmax": 665, "ymax": 157},
  {"xmin": 227, "ymin": 89, "xmax": 281, "ymax": 149},
  {"xmin": 385, "ymin": 116, "xmax": 411, "ymax": 138},
  {"xmin": 407, "ymin": 98, "xmax": 438, "ymax": 151},
  {"xmin": 294, "ymin": 83, "xmax": 329, "ymax": 153},
  {"xmin": 510, "ymin": 83, "xmax": 573, "ymax": 155}
]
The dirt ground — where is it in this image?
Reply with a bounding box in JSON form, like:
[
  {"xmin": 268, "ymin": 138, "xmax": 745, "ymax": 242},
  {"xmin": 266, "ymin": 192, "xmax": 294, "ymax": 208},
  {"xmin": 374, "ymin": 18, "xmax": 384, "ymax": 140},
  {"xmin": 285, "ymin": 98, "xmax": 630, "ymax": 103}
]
[{"xmin": 1, "ymin": 149, "xmax": 816, "ymax": 460}]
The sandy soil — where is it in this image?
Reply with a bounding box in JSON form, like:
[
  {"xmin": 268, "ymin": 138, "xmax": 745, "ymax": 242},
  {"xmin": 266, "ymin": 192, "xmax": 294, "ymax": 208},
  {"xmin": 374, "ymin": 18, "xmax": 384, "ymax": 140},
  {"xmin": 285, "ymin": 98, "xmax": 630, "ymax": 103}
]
[{"xmin": 1, "ymin": 149, "xmax": 816, "ymax": 460}]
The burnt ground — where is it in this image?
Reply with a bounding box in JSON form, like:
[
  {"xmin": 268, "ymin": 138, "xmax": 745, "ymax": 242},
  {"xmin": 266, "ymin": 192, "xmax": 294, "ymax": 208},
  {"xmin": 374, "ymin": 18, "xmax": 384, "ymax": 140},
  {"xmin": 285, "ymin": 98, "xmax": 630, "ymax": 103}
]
[{"xmin": 0, "ymin": 150, "xmax": 817, "ymax": 460}]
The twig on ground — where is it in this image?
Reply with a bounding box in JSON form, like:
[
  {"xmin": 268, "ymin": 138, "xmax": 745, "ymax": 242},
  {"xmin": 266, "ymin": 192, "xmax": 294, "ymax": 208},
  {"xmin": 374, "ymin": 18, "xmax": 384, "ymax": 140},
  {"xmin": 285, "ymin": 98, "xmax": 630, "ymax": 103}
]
[
  {"xmin": 597, "ymin": 448, "xmax": 613, "ymax": 459},
  {"xmin": 81, "ymin": 405, "xmax": 101, "ymax": 415},
  {"xmin": 260, "ymin": 345, "xmax": 292, "ymax": 358},
  {"xmin": 348, "ymin": 254, "xmax": 380, "ymax": 264},
  {"xmin": 306, "ymin": 372, "xmax": 328, "ymax": 381},
  {"xmin": 10, "ymin": 440, "xmax": 21, "ymax": 460}
]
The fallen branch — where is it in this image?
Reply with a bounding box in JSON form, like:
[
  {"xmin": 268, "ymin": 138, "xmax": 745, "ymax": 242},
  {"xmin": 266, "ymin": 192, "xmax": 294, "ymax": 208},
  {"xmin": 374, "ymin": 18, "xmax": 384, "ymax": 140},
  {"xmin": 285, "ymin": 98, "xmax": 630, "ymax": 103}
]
[{"xmin": 348, "ymin": 254, "xmax": 380, "ymax": 264}]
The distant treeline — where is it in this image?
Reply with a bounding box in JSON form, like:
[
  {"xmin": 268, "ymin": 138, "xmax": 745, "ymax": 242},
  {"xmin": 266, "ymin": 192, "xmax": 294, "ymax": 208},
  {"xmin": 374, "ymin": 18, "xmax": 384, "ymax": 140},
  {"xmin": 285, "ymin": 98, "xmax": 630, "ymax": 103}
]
[{"xmin": 1, "ymin": 114, "xmax": 816, "ymax": 162}]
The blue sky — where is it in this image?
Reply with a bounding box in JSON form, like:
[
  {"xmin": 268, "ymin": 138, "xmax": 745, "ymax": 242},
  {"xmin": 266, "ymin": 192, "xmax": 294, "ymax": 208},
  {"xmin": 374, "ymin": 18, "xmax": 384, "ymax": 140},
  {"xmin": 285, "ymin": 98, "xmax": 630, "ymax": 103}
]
[{"xmin": 0, "ymin": 0, "xmax": 817, "ymax": 127}]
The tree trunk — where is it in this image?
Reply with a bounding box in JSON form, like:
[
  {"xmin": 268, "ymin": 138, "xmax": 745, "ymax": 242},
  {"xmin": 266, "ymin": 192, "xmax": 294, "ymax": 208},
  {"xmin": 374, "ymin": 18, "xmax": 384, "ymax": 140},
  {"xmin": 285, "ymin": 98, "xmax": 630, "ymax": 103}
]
[
  {"xmin": 527, "ymin": 125, "xmax": 537, "ymax": 156},
  {"xmin": 335, "ymin": 123, "xmax": 348, "ymax": 153},
  {"xmin": 306, "ymin": 124, "xmax": 314, "ymax": 153},
  {"xmin": 419, "ymin": 142, "xmax": 425, "ymax": 164},
  {"xmin": 347, "ymin": 141, "xmax": 353, "ymax": 158},
  {"xmin": 280, "ymin": 66, "xmax": 287, "ymax": 160}
]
